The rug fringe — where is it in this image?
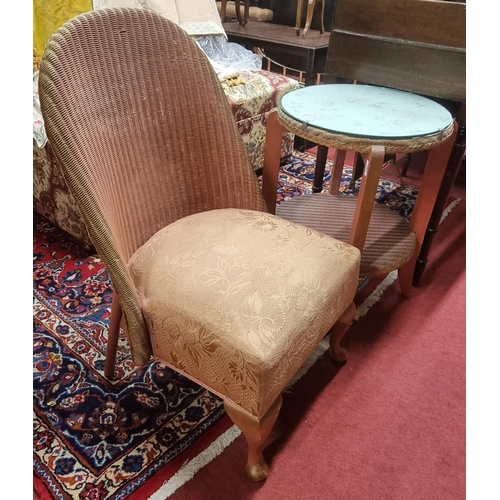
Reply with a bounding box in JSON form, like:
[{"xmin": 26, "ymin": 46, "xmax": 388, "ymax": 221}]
[
  {"xmin": 355, "ymin": 270, "xmax": 398, "ymax": 320},
  {"xmin": 440, "ymin": 198, "xmax": 461, "ymax": 224},
  {"xmin": 147, "ymin": 425, "xmax": 242, "ymax": 499}
]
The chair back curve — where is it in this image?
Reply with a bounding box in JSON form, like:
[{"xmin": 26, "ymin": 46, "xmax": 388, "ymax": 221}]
[{"xmin": 39, "ymin": 7, "xmax": 267, "ymax": 365}]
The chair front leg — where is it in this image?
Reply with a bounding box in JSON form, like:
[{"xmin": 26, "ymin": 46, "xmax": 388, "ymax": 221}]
[
  {"xmin": 329, "ymin": 301, "xmax": 356, "ymax": 362},
  {"xmin": 224, "ymin": 395, "xmax": 283, "ymax": 481}
]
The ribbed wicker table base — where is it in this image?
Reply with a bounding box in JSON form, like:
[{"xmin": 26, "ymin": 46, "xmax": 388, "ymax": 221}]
[{"xmin": 276, "ymin": 193, "xmax": 416, "ymax": 277}]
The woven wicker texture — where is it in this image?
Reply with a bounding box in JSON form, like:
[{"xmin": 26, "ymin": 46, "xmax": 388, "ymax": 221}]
[
  {"xmin": 276, "ymin": 194, "xmax": 416, "ymax": 276},
  {"xmin": 277, "ymin": 107, "xmax": 455, "ymax": 154},
  {"xmin": 39, "ymin": 8, "xmax": 267, "ymax": 365}
]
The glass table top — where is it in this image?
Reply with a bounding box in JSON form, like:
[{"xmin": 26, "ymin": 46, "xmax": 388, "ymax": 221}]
[{"xmin": 279, "ymin": 84, "xmax": 453, "ymax": 140}]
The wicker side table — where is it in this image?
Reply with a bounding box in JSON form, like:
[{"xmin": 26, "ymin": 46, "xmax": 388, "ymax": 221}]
[{"xmin": 262, "ymin": 84, "xmax": 457, "ymax": 297}]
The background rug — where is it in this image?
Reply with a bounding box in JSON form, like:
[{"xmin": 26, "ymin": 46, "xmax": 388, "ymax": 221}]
[{"xmin": 34, "ymin": 151, "xmax": 419, "ymax": 500}]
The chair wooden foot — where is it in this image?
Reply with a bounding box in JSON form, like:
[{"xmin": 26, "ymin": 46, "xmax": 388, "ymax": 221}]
[
  {"xmin": 224, "ymin": 395, "xmax": 283, "ymax": 481},
  {"xmin": 104, "ymin": 292, "xmax": 121, "ymax": 379},
  {"xmin": 329, "ymin": 301, "xmax": 356, "ymax": 362}
]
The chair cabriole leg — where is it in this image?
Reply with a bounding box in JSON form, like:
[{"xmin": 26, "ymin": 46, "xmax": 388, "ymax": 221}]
[
  {"xmin": 329, "ymin": 301, "xmax": 356, "ymax": 362},
  {"xmin": 224, "ymin": 395, "xmax": 283, "ymax": 481}
]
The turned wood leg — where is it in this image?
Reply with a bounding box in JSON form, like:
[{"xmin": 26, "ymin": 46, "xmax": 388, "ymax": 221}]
[
  {"xmin": 398, "ymin": 121, "xmax": 458, "ymax": 297},
  {"xmin": 329, "ymin": 302, "xmax": 356, "ymax": 363},
  {"xmin": 313, "ymin": 144, "xmax": 328, "ymax": 193},
  {"xmin": 413, "ymin": 124, "xmax": 466, "ymax": 286},
  {"xmin": 302, "ymin": 0, "xmax": 316, "ymax": 38},
  {"xmin": 262, "ymin": 110, "xmax": 287, "ymax": 214},
  {"xmin": 104, "ymin": 291, "xmax": 121, "ymax": 379},
  {"xmin": 401, "ymin": 153, "xmax": 412, "ymax": 177},
  {"xmin": 295, "ymin": 0, "xmax": 304, "ymax": 35},
  {"xmin": 220, "ymin": 0, "xmax": 227, "ymax": 22},
  {"xmin": 319, "ymin": 0, "xmax": 325, "ymax": 34},
  {"xmin": 242, "ymin": 0, "xmax": 250, "ymax": 26},
  {"xmin": 224, "ymin": 395, "xmax": 283, "ymax": 481},
  {"xmin": 234, "ymin": 0, "xmax": 243, "ymax": 25},
  {"xmin": 349, "ymin": 146, "xmax": 386, "ymax": 251},
  {"xmin": 329, "ymin": 148, "xmax": 347, "ymax": 195}
]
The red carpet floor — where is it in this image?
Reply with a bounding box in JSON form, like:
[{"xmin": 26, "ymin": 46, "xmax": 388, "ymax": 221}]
[{"xmin": 145, "ymin": 153, "xmax": 466, "ymax": 500}]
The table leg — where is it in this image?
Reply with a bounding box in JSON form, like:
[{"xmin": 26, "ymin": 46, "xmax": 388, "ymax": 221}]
[
  {"xmin": 243, "ymin": 0, "xmax": 250, "ymax": 26},
  {"xmin": 329, "ymin": 149, "xmax": 346, "ymax": 195},
  {"xmin": 398, "ymin": 121, "xmax": 458, "ymax": 297},
  {"xmin": 220, "ymin": 0, "xmax": 227, "ymax": 22},
  {"xmin": 234, "ymin": 0, "xmax": 243, "ymax": 25},
  {"xmin": 295, "ymin": 0, "xmax": 304, "ymax": 35},
  {"xmin": 313, "ymin": 144, "xmax": 328, "ymax": 193},
  {"xmin": 304, "ymin": 48, "xmax": 315, "ymax": 86},
  {"xmin": 349, "ymin": 145, "xmax": 385, "ymax": 251},
  {"xmin": 413, "ymin": 123, "xmax": 466, "ymax": 286},
  {"xmin": 262, "ymin": 110, "xmax": 287, "ymax": 214}
]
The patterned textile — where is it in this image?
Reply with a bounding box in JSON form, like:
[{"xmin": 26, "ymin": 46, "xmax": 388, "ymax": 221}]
[
  {"xmin": 224, "ymin": 69, "xmax": 300, "ymax": 170},
  {"xmin": 33, "ymin": 140, "xmax": 94, "ymax": 249},
  {"xmin": 128, "ymin": 209, "xmax": 360, "ymax": 419},
  {"xmin": 275, "ymin": 151, "xmax": 419, "ymax": 219},
  {"xmin": 33, "ymin": 215, "xmax": 225, "ymax": 499},
  {"xmin": 33, "ymin": 72, "xmax": 47, "ymax": 148}
]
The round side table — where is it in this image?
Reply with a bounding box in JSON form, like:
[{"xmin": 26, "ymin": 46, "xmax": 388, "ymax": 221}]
[{"xmin": 261, "ymin": 84, "xmax": 457, "ymax": 297}]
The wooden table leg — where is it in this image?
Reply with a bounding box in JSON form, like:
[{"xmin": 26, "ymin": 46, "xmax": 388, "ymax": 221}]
[
  {"xmin": 349, "ymin": 145, "xmax": 385, "ymax": 251},
  {"xmin": 234, "ymin": 0, "xmax": 243, "ymax": 25},
  {"xmin": 398, "ymin": 121, "xmax": 458, "ymax": 296},
  {"xmin": 220, "ymin": 0, "xmax": 227, "ymax": 22},
  {"xmin": 413, "ymin": 123, "xmax": 466, "ymax": 285},
  {"xmin": 329, "ymin": 149, "xmax": 346, "ymax": 195},
  {"xmin": 262, "ymin": 110, "xmax": 287, "ymax": 214},
  {"xmin": 313, "ymin": 144, "xmax": 328, "ymax": 192},
  {"xmin": 243, "ymin": 0, "xmax": 250, "ymax": 26},
  {"xmin": 295, "ymin": 0, "xmax": 304, "ymax": 35}
]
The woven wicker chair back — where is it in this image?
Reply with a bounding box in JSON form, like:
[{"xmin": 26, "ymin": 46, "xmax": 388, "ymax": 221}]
[{"xmin": 39, "ymin": 7, "xmax": 266, "ymax": 365}]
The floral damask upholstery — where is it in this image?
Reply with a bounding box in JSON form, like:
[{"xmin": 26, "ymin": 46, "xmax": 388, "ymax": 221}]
[{"xmin": 128, "ymin": 209, "xmax": 360, "ymax": 418}]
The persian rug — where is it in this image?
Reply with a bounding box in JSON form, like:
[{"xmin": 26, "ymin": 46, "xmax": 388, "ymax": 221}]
[{"xmin": 33, "ymin": 151, "xmax": 419, "ymax": 500}]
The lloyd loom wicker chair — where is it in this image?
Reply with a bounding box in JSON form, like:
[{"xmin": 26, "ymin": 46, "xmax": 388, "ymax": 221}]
[{"xmin": 39, "ymin": 8, "xmax": 361, "ymax": 481}]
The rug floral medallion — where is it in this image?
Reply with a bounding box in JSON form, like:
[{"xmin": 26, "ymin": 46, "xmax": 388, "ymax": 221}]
[
  {"xmin": 33, "ymin": 225, "xmax": 225, "ymax": 499},
  {"xmin": 33, "ymin": 151, "xmax": 418, "ymax": 499}
]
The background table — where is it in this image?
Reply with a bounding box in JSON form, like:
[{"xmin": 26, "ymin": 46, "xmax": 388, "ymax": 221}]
[{"xmin": 223, "ymin": 20, "xmax": 330, "ymax": 86}]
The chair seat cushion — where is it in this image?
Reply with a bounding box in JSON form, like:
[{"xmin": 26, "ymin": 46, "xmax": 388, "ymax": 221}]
[{"xmin": 128, "ymin": 209, "xmax": 360, "ymax": 418}]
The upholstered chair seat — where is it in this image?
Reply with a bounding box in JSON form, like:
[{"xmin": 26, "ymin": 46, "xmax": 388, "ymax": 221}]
[{"xmin": 128, "ymin": 208, "xmax": 360, "ymax": 419}]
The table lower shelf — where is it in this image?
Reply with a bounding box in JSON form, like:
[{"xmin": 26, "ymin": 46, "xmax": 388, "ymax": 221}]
[{"xmin": 276, "ymin": 193, "xmax": 416, "ymax": 277}]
